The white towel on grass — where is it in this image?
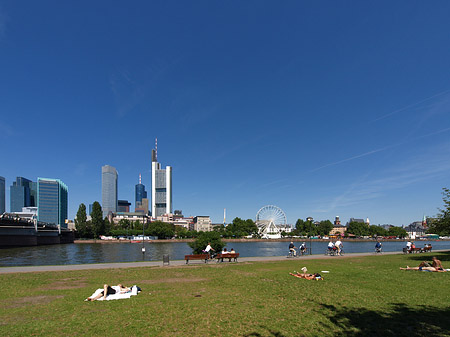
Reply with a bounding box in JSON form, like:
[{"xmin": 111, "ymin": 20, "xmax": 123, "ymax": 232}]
[{"xmin": 89, "ymin": 285, "xmax": 140, "ymax": 301}]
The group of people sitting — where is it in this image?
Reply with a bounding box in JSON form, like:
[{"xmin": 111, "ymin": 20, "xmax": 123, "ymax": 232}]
[
  {"xmin": 220, "ymin": 248, "xmax": 236, "ymax": 255},
  {"xmin": 405, "ymin": 241, "xmax": 432, "ymax": 253},
  {"xmin": 288, "ymin": 242, "xmax": 307, "ymax": 256},
  {"xmin": 203, "ymin": 243, "xmax": 237, "ymax": 258},
  {"xmin": 327, "ymin": 239, "xmax": 343, "ymax": 255},
  {"xmin": 400, "ymin": 256, "xmax": 447, "ymax": 272}
]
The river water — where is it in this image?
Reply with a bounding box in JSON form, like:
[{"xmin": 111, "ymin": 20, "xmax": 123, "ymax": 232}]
[{"xmin": 0, "ymin": 240, "xmax": 449, "ymax": 267}]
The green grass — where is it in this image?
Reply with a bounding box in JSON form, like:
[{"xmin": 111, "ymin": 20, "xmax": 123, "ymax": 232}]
[{"xmin": 1, "ymin": 252, "xmax": 450, "ymax": 336}]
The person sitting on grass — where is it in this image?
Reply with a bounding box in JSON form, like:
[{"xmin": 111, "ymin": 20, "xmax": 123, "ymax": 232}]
[
  {"xmin": 400, "ymin": 257, "xmax": 446, "ymax": 272},
  {"xmin": 430, "ymin": 256, "xmax": 445, "ymax": 270},
  {"xmin": 86, "ymin": 284, "xmax": 131, "ymax": 301}
]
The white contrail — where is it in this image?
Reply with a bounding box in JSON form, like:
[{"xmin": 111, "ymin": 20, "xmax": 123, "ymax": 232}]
[
  {"xmin": 311, "ymin": 127, "xmax": 450, "ymax": 172},
  {"xmin": 371, "ymin": 88, "xmax": 450, "ymax": 122}
]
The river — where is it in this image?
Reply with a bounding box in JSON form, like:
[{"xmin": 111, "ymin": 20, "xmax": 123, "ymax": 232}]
[{"xmin": 0, "ymin": 240, "xmax": 449, "ymax": 267}]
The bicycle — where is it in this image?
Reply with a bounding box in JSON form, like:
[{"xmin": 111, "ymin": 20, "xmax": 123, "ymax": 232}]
[{"xmin": 287, "ymin": 249, "xmax": 298, "ymax": 258}]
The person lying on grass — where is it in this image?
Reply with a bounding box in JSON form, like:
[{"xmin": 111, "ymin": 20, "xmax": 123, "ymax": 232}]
[
  {"xmin": 86, "ymin": 284, "xmax": 131, "ymax": 301},
  {"xmin": 290, "ymin": 267, "xmax": 323, "ymax": 280},
  {"xmin": 400, "ymin": 257, "xmax": 446, "ymax": 272}
]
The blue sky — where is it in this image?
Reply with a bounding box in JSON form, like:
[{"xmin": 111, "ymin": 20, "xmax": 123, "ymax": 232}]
[{"xmin": 1, "ymin": 1, "xmax": 450, "ymax": 226}]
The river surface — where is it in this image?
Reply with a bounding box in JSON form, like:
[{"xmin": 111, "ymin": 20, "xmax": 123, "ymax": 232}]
[{"xmin": 0, "ymin": 240, "xmax": 449, "ymax": 267}]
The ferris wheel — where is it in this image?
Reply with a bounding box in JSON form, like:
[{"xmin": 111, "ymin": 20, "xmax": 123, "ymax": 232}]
[{"xmin": 255, "ymin": 205, "xmax": 287, "ymax": 238}]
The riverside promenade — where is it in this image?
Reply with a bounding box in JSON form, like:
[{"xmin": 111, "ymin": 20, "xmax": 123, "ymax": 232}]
[{"xmin": 0, "ymin": 250, "xmax": 418, "ymax": 274}]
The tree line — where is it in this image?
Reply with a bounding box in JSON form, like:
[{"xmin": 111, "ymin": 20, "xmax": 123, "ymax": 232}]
[{"xmin": 75, "ymin": 187, "xmax": 450, "ymax": 240}]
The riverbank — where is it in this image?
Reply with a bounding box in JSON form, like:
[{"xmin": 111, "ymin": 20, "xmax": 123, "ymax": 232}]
[
  {"xmin": 1, "ymin": 249, "xmax": 448, "ymax": 274},
  {"xmin": 74, "ymin": 237, "xmax": 447, "ymax": 244}
]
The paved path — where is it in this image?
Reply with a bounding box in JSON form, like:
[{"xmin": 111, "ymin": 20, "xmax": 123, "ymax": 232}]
[{"xmin": 0, "ymin": 250, "xmax": 411, "ymax": 274}]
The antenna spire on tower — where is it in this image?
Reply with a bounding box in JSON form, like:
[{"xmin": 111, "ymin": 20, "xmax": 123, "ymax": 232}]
[
  {"xmin": 155, "ymin": 137, "xmax": 158, "ymax": 161},
  {"xmin": 139, "ymin": 173, "xmax": 141, "ymax": 184}
]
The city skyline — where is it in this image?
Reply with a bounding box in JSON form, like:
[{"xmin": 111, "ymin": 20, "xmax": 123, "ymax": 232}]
[{"xmin": 1, "ymin": 2, "xmax": 450, "ymax": 226}]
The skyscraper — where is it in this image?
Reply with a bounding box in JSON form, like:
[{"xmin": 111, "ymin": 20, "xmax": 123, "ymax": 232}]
[
  {"xmin": 0, "ymin": 176, "xmax": 5, "ymax": 214},
  {"xmin": 37, "ymin": 178, "xmax": 68, "ymax": 227},
  {"xmin": 102, "ymin": 165, "xmax": 118, "ymax": 218},
  {"xmin": 135, "ymin": 173, "xmax": 147, "ymax": 210},
  {"xmin": 10, "ymin": 177, "xmax": 37, "ymax": 212},
  {"xmin": 151, "ymin": 139, "xmax": 172, "ymax": 217}
]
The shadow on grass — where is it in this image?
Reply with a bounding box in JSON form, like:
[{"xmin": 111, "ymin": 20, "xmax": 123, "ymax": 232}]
[
  {"xmin": 322, "ymin": 303, "xmax": 450, "ymax": 337},
  {"xmin": 405, "ymin": 251, "xmax": 450, "ymax": 263},
  {"xmin": 244, "ymin": 325, "xmax": 286, "ymax": 337}
]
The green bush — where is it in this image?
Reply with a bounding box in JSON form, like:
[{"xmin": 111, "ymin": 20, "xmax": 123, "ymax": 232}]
[{"xmin": 188, "ymin": 231, "xmax": 225, "ymax": 254}]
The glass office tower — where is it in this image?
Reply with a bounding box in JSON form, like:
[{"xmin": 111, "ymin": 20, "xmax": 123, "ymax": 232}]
[
  {"xmin": 10, "ymin": 177, "xmax": 37, "ymax": 212},
  {"xmin": 0, "ymin": 176, "xmax": 5, "ymax": 214},
  {"xmin": 37, "ymin": 178, "xmax": 68, "ymax": 227},
  {"xmin": 102, "ymin": 165, "xmax": 118, "ymax": 218},
  {"xmin": 135, "ymin": 174, "xmax": 147, "ymax": 210}
]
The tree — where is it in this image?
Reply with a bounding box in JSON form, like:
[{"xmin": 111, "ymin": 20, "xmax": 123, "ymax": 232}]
[
  {"xmin": 387, "ymin": 226, "xmax": 407, "ymax": 238},
  {"xmin": 369, "ymin": 225, "xmax": 387, "ymax": 237},
  {"xmin": 427, "ymin": 187, "xmax": 450, "ymax": 236},
  {"xmin": 148, "ymin": 221, "xmax": 175, "ymax": 239},
  {"xmin": 75, "ymin": 203, "xmax": 90, "ymax": 238},
  {"xmin": 175, "ymin": 226, "xmax": 188, "ymax": 238},
  {"xmin": 91, "ymin": 201, "xmax": 104, "ymax": 239},
  {"xmin": 224, "ymin": 217, "xmax": 258, "ymax": 238},
  {"xmin": 317, "ymin": 220, "xmax": 333, "ymax": 237},
  {"xmin": 347, "ymin": 221, "xmax": 370, "ymax": 237},
  {"xmin": 188, "ymin": 231, "xmax": 225, "ymax": 254}
]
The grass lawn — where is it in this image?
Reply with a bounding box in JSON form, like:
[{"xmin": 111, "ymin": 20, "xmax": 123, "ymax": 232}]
[{"xmin": 0, "ymin": 252, "xmax": 449, "ymax": 336}]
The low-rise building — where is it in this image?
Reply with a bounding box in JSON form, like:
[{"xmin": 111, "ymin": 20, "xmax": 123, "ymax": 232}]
[
  {"xmin": 112, "ymin": 212, "xmax": 150, "ymax": 225},
  {"xmin": 405, "ymin": 221, "xmax": 427, "ymax": 239},
  {"xmin": 194, "ymin": 216, "xmax": 212, "ymax": 232}
]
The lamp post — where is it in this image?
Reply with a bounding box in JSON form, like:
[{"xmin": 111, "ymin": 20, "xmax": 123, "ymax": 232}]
[
  {"xmin": 309, "ymin": 220, "xmax": 312, "ymax": 255},
  {"xmin": 141, "ymin": 220, "xmax": 145, "ymax": 260}
]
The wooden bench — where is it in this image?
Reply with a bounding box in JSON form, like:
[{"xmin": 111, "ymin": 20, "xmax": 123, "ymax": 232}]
[
  {"xmin": 185, "ymin": 254, "xmax": 209, "ymax": 264},
  {"xmin": 216, "ymin": 253, "xmax": 239, "ymax": 262},
  {"xmin": 409, "ymin": 247, "xmax": 422, "ymax": 253},
  {"xmin": 421, "ymin": 246, "xmax": 432, "ymax": 253}
]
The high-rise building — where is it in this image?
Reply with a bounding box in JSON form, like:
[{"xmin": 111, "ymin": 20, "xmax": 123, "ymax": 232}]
[
  {"xmin": 135, "ymin": 198, "xmax": 149, "ymax": 214},
  {"xmin": 118, "ymin": 200, "xmax": 131, "ymax": 212},
  {"xmin": 102, "ymin": 165, "xmax": 118, "ymax": 218},
  {"xmin": 37, "ymin": 178, "xmax": 68, "ymax": 227},
  {"xmin": 135, "ymin": 173, "xmax": 147, "ymax": 210},
  {"xmin": 0, "ymin": 176, "xmax": 5, "ymax": 214},
  {"xmin": 151, "ymin": 139, "xmax": 172, "ymax": 217},
  {"xmin": 10, "ymin": 177, "xmax": 37, "ymax": 212}
]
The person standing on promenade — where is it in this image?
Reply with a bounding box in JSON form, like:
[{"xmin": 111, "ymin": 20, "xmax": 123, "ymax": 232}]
[{"xmin": 335, "ymin": 238, "xmax": 343, "ymax": 256}]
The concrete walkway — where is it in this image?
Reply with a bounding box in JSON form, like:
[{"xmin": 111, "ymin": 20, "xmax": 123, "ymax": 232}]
[{"xmin": 0, "ymin": 251, "xmax": 409, "ymax": 274}]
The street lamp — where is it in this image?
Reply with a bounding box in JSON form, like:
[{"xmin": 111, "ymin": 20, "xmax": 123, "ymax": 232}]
[
  {"xmin": 141, "ymin": 219, "xmax": 145, "ymax": 260},
  {"xmin": 309, "ymin": 220, "xmax": 312, "ymax": 255}
]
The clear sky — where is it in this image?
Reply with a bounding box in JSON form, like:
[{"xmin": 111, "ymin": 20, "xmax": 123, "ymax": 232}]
[{"xmin": 1, "ymin": 1, "xmax": 450, "ymax": 226}]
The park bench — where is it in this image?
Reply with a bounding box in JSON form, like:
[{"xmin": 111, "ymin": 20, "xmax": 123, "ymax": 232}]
[
  {"xmin": 421, "ymin": 246, "xmax": 432, "ymax": 253},
  {"xmin": 216, "ymin": 253, "xmax": 239, "ymax": 263},
  {"xmin": 184, "ymin": 254, "xmax": 209, "ymax": 264},
  {"xmin": 409, "ymin": 247, "xmax": 422, "ymax": 253}
]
